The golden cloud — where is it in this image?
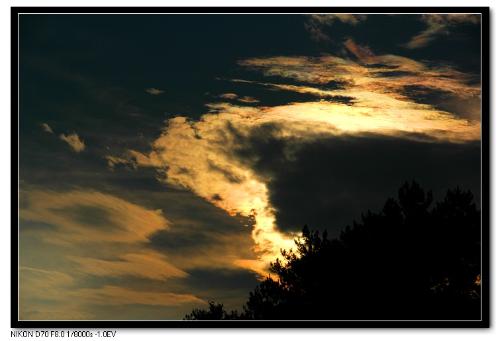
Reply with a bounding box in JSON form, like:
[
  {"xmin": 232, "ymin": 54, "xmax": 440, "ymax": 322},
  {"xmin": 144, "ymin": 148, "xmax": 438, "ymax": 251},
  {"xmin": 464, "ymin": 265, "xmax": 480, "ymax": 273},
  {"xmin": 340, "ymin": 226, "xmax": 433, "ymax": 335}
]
[
  {"xmin": 19, "ymin": 191, "xmax": 201, "ymax": 319},
  {"xmin": 127, "ymin": 115, "xmax": 297, "ymax": 276},
  {"xmin": 21, "ymin": 190, "xmax": 169, "ymax": 244},
  {"xmin": 76, "ymin": 285, "xmax": 204, "ymax": 307},
  {"xmin": 19, "ymin": 266, "xmax": 91, "ymax": 320},
  {"xmin": 59, "ymin": 133, "xmax": 85, "ymax": 153},
  {"xmin": 19, "ymin": 266, "xmax": 201, "ymax": 320},
  {"xmin": 105, "ymin": 155, "xmax": 131, "ymax": 170},
  {"xmin": 219, "ymin": 93, "xmax": 260, "ymax": 104},
  {"xmin": 240, "ymin": 45, "xmax": 479, "ymax": 100},
  {"xmin": 127, "ymin": 98, "xmax": 477, "ymax": 275},
  {"xmin": 20, "ymin": 190, "xmax": 189, "ymax": 281},
  {"xmin": 69, "ymin": 251, "xmax": 187, "ymax": 280},
  {"xmin": 120, "ymin": 44, "xmax": 479, "ymax": 276}
]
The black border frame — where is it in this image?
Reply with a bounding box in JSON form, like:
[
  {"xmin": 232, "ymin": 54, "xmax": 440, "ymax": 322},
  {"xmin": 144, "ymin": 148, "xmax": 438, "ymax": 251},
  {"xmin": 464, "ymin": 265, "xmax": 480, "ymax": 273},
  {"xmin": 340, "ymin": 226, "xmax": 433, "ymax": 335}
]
[{"xmin": 11, "ymin": 6, "xmax": 490, "ymax": 328}]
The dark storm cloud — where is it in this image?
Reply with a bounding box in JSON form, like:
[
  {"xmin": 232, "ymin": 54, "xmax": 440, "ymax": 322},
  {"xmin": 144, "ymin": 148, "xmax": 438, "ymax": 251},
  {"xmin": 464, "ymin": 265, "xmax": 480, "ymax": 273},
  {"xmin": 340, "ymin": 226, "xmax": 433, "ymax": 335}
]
[{"xmin": 234, "ymin": 125, "xmax": 480, "ymax": 235}]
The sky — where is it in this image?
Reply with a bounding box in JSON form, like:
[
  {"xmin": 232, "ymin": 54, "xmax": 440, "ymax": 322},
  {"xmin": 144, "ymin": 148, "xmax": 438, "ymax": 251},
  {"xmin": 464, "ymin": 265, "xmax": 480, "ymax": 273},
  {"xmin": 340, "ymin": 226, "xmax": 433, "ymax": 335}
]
[{"xmin": 18, "ymin": 13, "xmax": 482, "ymax": 320}]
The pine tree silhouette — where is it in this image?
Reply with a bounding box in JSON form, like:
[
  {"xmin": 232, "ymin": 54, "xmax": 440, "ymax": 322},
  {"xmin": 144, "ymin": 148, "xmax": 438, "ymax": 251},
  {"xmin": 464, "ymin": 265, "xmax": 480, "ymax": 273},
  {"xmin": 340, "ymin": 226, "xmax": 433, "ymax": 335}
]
[{"xmin": 185, "ymin": 182, "xmax": 481, "ymax": 320}]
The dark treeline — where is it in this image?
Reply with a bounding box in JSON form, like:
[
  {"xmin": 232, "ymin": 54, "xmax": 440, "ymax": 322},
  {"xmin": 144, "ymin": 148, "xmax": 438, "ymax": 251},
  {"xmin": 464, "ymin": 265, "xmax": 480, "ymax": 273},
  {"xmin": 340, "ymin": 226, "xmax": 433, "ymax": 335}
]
[{"xmin": 185, "ymin": 181, "xmax": 481, "ymax": 320}]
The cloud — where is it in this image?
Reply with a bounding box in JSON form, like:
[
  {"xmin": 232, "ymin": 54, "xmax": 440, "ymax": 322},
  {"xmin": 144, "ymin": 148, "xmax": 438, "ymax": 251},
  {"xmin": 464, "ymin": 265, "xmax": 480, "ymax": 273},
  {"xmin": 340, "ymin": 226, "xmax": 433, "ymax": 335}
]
[
  {"xmin": 20, "ymin": 266, "xmax": 92, "ymax": 320},
  {"xmin": 220, "ymin": 93, "xmax": 239, "ymax": 100},
  {"xmin": 19, "ymin": 190, "xmax": 205, "ymax": 319},
  {"xmin": 21, "ymin": 190, "xmax": 169, "ymax": 244},
  {"xmin": 59, "ymin": 133, "xmax": 85, "ymax": 153},
  {"xmin": 105, "ymin": 155, "xmax": 131, "ymax": 170},
  {"xmin": 76, "ymin": 285, "xmax": 204, "ymax": 307},
  {"xmin": 124, "ymin": 98, "xmax": 477, "ymax": 275},
  {"xmin": 239, "ymin": 96, "xmax": 260, "ymax": 104},
  {"xmin": 125, "ymin": 115, "xmax": 298, "ymax": 276},
  {"xmin": 343, "ymin": 38, "xmax": 375, "ymax": 61},
  {"xmin": 304, "ymin": 14, "xmax": 367, "ymax": 42},
  {"xmin": 105, "ymin": 151, "xmax": 163, "ymax": 170},
  {"xmin": 19, "ymin": 265, "xmax": 202, "ymax": 320},
  {"xmin": 68, "ymin": 251, "xmax": 187, "ymax": 280},
  {"xmin": 232, "ymin": 128, "xmax": 480, "ymax": 234},
  {"xmin": 127, "ymin": 150, "xmax": 163, "ymax": 168},
  {"xmin": 20, "ymin": 266, "xmax": 74, "ymax": 295},
  {"xmin": 219, "ymin": 93, "xmax": 260, "ymax": 104},
  {"xmin": 124, "ymin": 44, "xmax": 479, "ymax": 277},
  {"xmin": 40, "ymin": 123, "xmax": 53, "ymax": 134},
  {"xmin": 239, "ymin": 46, "xmax": 479, "ymax": 100},
  {"xmin": 239, "ymin": 40, "xmax": 481, "ymax": 124},
  {"xmin": 145, "ymin": 87, "xmax": 165, "ymax": 95},
  {"xmin": 404, "ymin": 14, "xmax": 480, "ymax": 49}
]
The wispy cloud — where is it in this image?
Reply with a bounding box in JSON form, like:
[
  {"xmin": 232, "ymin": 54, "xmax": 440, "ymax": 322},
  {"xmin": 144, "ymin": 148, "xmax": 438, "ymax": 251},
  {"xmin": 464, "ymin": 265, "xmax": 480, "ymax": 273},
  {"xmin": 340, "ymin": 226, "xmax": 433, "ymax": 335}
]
[
  {"xmin": 20, "ymin": 266, "xmax": 91, "ymax": 320},
  {"xmin": 59, "ymin": 133, "xmax": 85, "ymax": 153},
  {"xmin": 68, "ymin": 251, "xmax": 187, "ymax": 280},
  {"xmin": 239, "ymin": 50, "xmax": 479, "ymax": 100},
  {"xmin": 219, "ymin": 93, "xmax": 260, "ymax": 104},
  {"xmin": 240, "ymin": 39, "xmax": 480, "ymax": 122},
  {"xmin": 19, "ymin": 266, "xmax": 202, "ymax": 320},
  {"xmin": 145, "ymin": 87, "xmax": 165, "ymax": 95},
  {"xmin": 104, "ymin": 151, "xmax": 163, "ymax": 170},
  {"xmin": 76, "ymin": 285, "xmax": 204, "ymax": 307},
  {"xmin": 105, "ymin": 155, "xmax": 132, "ymax": 170},
  {"xmin": 404, "ymin": 14, "xmax": 480, "ymax": 49},
  {"xmin": 40, "ymin": 123, "xmax": 53, "ymax": 134},
  {"xmin": 239, "ymin": 96, "xmax": 260, "ymax": 104},
  {"xmin": 19, "ymin": 190, "xmax": 202, "ymax": 319},
  {"xmin": 21, "ymin": 190, "xmax": 169, "ymax": 244},
  {"xmin": 220, "ymin": 93, "xmax": 239, "ymax": 100}
]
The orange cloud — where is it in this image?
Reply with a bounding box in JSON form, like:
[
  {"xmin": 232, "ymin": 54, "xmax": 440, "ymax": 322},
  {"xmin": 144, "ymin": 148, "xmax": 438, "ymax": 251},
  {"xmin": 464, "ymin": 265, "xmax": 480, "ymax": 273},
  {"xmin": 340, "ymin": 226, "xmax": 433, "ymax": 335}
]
[
  {"xmin": 19, "ymin": 190, "xmax": 201, "ymax": 319},
  {"xmin": 19, "ymin": 266, "xmax": 201, "ymax": 320},
  {"xmin": 59, "ymin": 133, "xmax": 85, "ymax": 153},
  {"xmin": 21, "ymin": 190, "xmax": 169, "ymax": 244},
  {"xmin": 105, "ymin": 155, "xmax": 130, "ymax": 170},
  {"xmin": 126, "ymin": 96, "xmax": 478, "ymax": 276},
  {"xmin": 69, "ymin": 251, "xmax": 187, "ymax": 280},
  {"xmin": 219, "ymin": 93, "xmax": 260, "ymax": 103},
  {"xmin": 240, "ymin": 48, "xmax": 479, "ymax": 100},
  {"xmin": 119, "ymin": 45, "xmax": 479, "ymax": 277},
  {"xmin": 19, "ymin": 266, "xmax": 90, "ymax": 320},
  {"xmin": 76, "ymin": 285, "xmax": 204, "ymax": 307}
]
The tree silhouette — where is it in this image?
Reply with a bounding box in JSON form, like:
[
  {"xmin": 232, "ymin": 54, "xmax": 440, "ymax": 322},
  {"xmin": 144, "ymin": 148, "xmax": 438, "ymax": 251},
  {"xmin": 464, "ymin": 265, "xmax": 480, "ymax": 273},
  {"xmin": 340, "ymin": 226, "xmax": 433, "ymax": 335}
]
[
  {"xmin": 184, "ymin": 301, "xmax": 241, "ymax": 320},
  {"xmin": 185, "ymin": 181, "xmax": 481, "ymax": 320}
]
